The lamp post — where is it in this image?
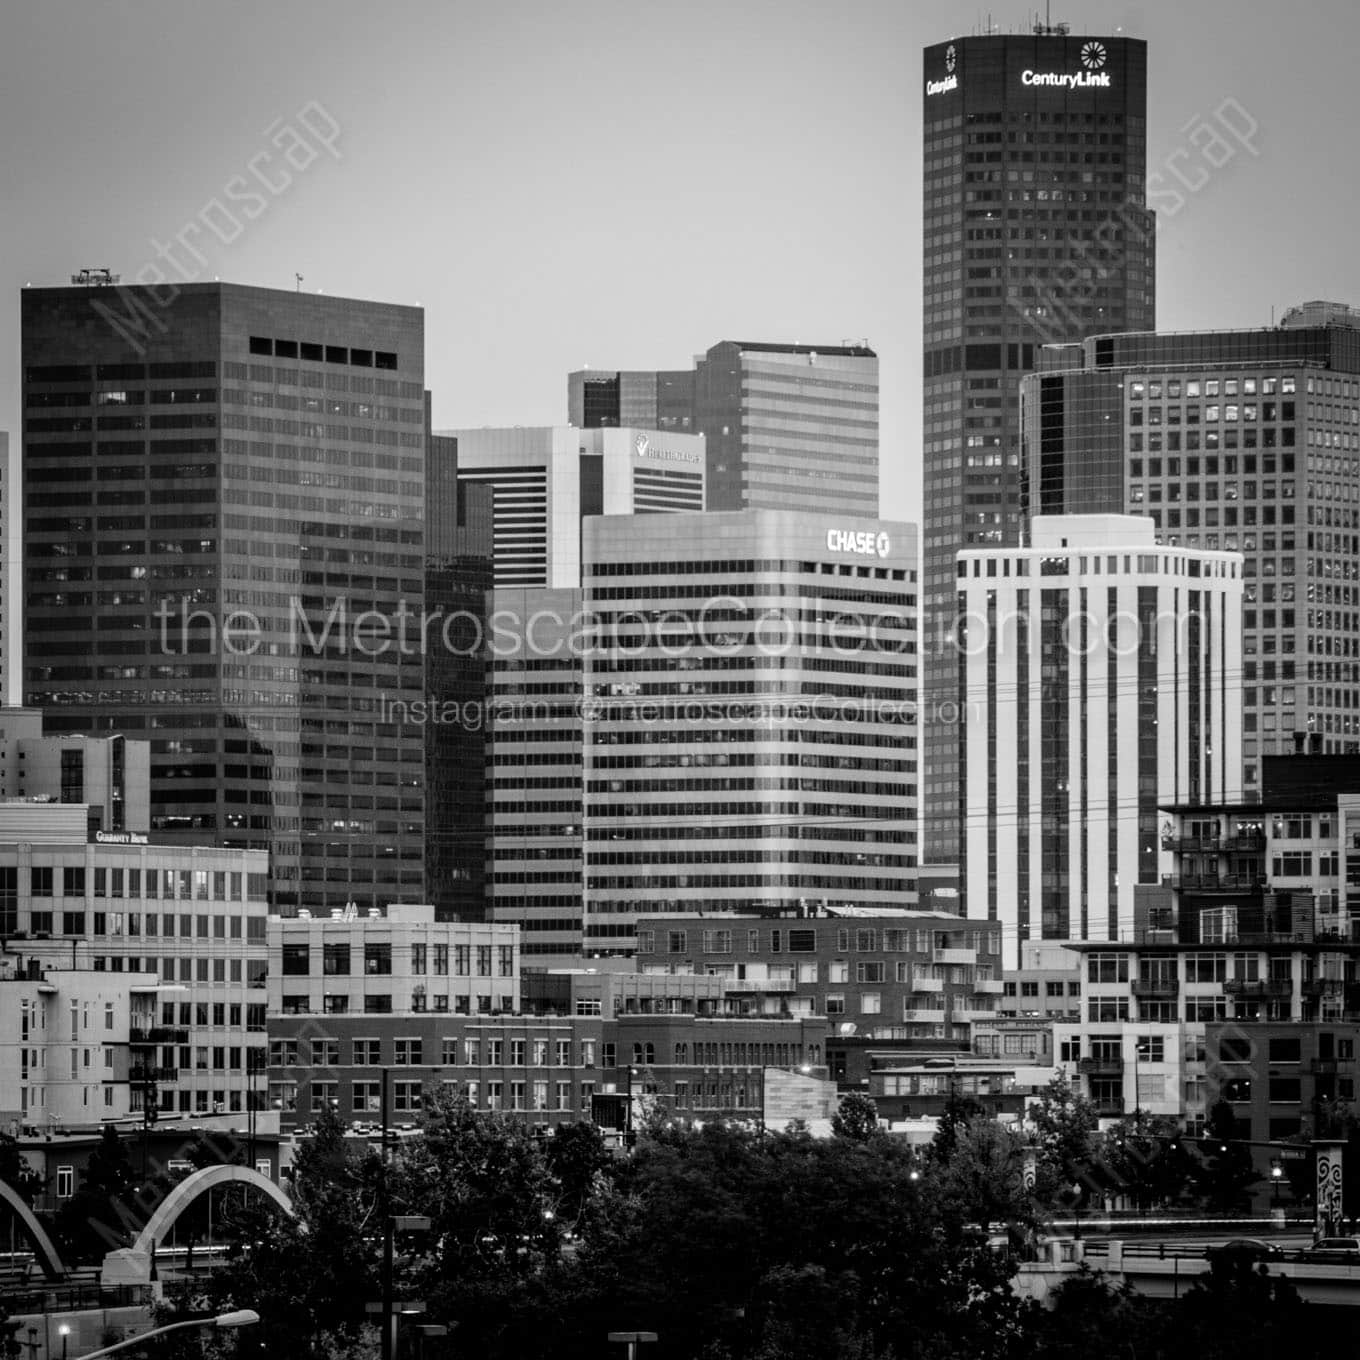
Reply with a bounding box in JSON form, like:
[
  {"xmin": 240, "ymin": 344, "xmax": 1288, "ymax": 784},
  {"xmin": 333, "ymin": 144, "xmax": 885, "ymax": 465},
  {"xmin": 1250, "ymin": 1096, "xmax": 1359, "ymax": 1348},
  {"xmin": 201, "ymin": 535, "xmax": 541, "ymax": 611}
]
[
  {"xmin": 58, "ymin": 1325, "xmax": 69, "ymax": 1360},
  {"xmin": 609, "ymin": 1331, "xmax": 658, "ymax": 1360},
  {"xmin": 71, "ymin": 1311, "xmax": 259, "ymax": 1360}
]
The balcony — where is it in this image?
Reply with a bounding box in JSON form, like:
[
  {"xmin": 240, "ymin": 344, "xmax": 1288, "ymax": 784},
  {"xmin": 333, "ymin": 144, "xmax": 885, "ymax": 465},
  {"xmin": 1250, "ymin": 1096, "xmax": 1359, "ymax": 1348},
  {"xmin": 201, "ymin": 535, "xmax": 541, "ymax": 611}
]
[
  {"xmin": 1303, "ymin": 979, "xmax": 1341, "ymax": 998},
  {"xmin": 910, "ymin": 977, "xmax": 945, "ymax": 993},
  {"xmin": 974, "ymin": 979, "xmax": 1005, "ymax": 994},
  {"xmin": 1091, "ymin": 1096, "xmax": 1126, "ymax": 1117},
  {"xmin": 1161, "ymin": 832, "xmax": 1265, "ymax": 854},
  {"xmin": 1131, "ymin": 978, "xmax": 1179, "ymax": 999},
  {"xmin": 1078, "ymin": 1055, "xmax": 1124, "ymax": 1075},
  {"xmin": 1310, "ymin": 1058, "xmax": 1341, "ymax": 1075},
  {"xmin": 902, "ymin": 1008, "xmax": 948, "ymax": 1023},
  {"xmin": 128, "ymin": 1065, "xmax": 177, "ymax": 1084},
  {"xmin": 950, "ymin": 1006, "xmax": 997, "ymax": 1022},
  {"xmin": 934, "ymin": 948, "xmax": 977, "ymax": 965},
  {"xmin": 724, "ymin": 977, "xmax": 795, "ymax": 994},
  {"xmin": 1162, "ymin": 873, "xmax": 1266, "ymax": 892},
  {"xmin": 1224, "ymin": 979, "xmax": 1293, "ymax": 999},
  {"xmin": 129, "ymin": 1026, "xmax": 190, "ymax": 1045}
]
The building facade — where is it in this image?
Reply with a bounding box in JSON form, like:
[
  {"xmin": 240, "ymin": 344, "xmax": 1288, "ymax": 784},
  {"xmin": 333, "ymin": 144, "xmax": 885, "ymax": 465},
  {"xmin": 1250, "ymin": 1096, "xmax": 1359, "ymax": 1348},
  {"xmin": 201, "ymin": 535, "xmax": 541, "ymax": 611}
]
[
  {"xmin": 1020, "ymin": 309, "xmax": 1360, "ymax": 799},
  {"xmin": 570, "ymin": 341, "xmax": 880, "ymax": 517},
  {"xmin": 21, "ymin": 282, "xmax": 427, "ymax": 913},
  {"xmin": 581, "ymin": 510, "xmax": 919, "ymax": 956},
  {"xmin": 267, "ymin": 904, "xmax": 520, "ymax": 1019},
  {"xmin": 0, "ymin": 801, "xmax": 269, "ymax": 1118},
  {"xmin": 960, "ymin": 515, "xmax": 1243, "ymax": 965},
  {"xmin": 635, "ymin": 910, "xmax": 1002, "ymax": 1043},
  {"xmin": 444, "ymin": 426, "xmax": 705, "ymax": 588},
  {"xmin": 920, "ymin": 30, "xmax": 1154, "ymax": 866}
]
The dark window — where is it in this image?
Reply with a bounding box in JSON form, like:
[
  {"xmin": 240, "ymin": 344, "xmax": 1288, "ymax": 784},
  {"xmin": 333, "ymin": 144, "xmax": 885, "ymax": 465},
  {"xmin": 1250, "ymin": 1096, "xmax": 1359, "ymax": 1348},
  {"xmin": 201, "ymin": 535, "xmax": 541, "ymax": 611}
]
[
  {"xmin": 323, "ymin": 943, "xmax": 350, "ymax": 975},
  {"xmin": 281, "ymin": 944, "xmax": 310, "ymax": 976},
  {"xmin": 364, "ymin": 943, "xmax": 391, "ymax": 975},
  {"xmin": 788, "ymin": 930, "xmax": 817, "ymax": 953},
  {"xmin": 1267, "ymin": 1037, "xmax": 1300, "ymax": 1063}
]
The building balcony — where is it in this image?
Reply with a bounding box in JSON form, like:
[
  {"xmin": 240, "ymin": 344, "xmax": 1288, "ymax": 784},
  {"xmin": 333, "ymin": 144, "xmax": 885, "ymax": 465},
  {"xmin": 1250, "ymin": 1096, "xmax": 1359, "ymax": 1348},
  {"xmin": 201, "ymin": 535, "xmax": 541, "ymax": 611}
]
[
  {"xmin": 128, "ymin": 1065, "xmax": 178, "ymax": 1084},
  {"xmin": 1303, "ymin": 979, "xmax": 1341, "ymax": 998},
  {"xmin": 1161, "ymin": 832, "xmax": 1264, "ymax": 854},
  {"xmin": 129, "ymin": 1026, "xmax": 189, "ymax": 1045},
  {"xmin": 950, "ymin": 1006, "xmax": 997, "ymax": 1022},
  {"xmin": 1132, "ymin": 978, "xmax": 1179, "ymax": 999},
  {"xmin": 1310, "ymin": 1058, "xmax": 1341, "ymax": 1075},
  {"xmin": 1077, "ymin": 1055, "xmax": 1124, "ymax": 1075},
  {"xmin": 724, "ymin": 978, "xmax": 795, "ymax": 994},
  {"xmin": 934, "ymin": 948, "xmax": 977, "ymax": 965},
  {"xmin": 910, "ymin": 977, "xmax": 945, "ymax": 993},
  {"xmin": 1091, "ymin": 1096, "xmax": 1126, "ymax": 1117},
  {"xmin": 902, "ymin": 1008, "xmax": 948, "ymax": 1023},
  {"xmin": 1224, "ymin": 979, "xmax": 1293, "ymax": 999},
  {"xmin": 974, "ymin": 979, "xmax": 1005, "ymax": 994},
  {"xmin": 1162, "ymin": 873, "xmax": 1266, "ymax": 892}
]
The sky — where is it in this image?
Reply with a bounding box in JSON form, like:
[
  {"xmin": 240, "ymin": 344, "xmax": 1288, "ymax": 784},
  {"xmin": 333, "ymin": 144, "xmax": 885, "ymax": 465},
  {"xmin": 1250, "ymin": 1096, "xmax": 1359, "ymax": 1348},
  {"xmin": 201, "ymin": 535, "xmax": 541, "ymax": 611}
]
[{"xmin": 2, "ymin": 0, "xmax": 1359, "ymax": 525}]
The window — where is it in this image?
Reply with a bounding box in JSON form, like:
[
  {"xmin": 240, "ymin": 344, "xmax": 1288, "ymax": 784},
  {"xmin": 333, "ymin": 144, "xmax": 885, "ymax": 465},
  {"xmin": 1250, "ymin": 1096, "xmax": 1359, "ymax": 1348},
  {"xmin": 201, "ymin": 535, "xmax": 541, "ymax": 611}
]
[
  {"xmin": 510, "ymin": 1039, "xmax": 526, "ymax": 1066},
  {"xmin": 394, "ymin": 1038, "xmax": 422, "ymax": 1065},
  {"xmin": 352, "ymin": 1081, "xmax": 380, "ymax": 1113},
  {"xmin": 410, "ymin": 944, "xmax": 427, "ymax": 975},
  {"xmin": 353, "ymin": 1039, "xmax": 381, "ymax": 1065},
  {"xmin": 56, "ymin": 1166, "xmax": 74, "ymax": 1199},
  {"xmin": 310, "ymin": 1082, "xmax": 338, "ymax": 1113},
  {"xmin": 323, "ymin": 943, "xmax": 350, "ymax": 975},
  {"xmin": 393, "ymin": 1081, "xmax": 423, "ymax": 1113},
  {"xmin": 788, "ymin": 930, "xmax": 816, "ymax": 952},
  {"xmin": 826, "ymin": 994, "xmax": 846, "ymax": 1015},
  {"xmin": 311, "ymin": 1039, "xmax": 339, "ymax": 1067},
  {"xmin": 281, "ymin": 944, "xmax": 310, "ymax": 976},
  {"xmin": 1087, "ymin": 954, "xmax": 1129, "ymax": 983},
  {"xmin": 667, "ymin": 931, "xmax": 687, "ymax": 954},
  {"xmin": 856, "ymin": 961, "xmax": 885, "ymax": 983},
  {"xmin": 433, "ymin": 944, "xmax": 449, "ymax": 975},
  {"xmin": 1135, "ymin": 1035, "xmax": 1164, "ymax": 1063},
  {"xmin": 364, "ymin": 943, "xmax": 391, "ymax": 975},
  {"xmin": 1268, "ymin": 1037, "xmax": 1301, "ymax": 1063},
  {"xmin": 1269, "ymin": 1077, "xmax": 1301, "ymax": 1103},
  {"xmin": 702, "ymin": 929, "xmax": 732, "ymax": 954}
]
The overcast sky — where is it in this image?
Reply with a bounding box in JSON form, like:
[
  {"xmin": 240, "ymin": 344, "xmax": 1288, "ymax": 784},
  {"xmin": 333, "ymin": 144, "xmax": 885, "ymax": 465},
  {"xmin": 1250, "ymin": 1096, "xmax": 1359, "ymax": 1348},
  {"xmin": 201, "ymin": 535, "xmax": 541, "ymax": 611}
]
[{"xmin": 2, "ymin": 0, "xmax": 1358, "ymax": 523}]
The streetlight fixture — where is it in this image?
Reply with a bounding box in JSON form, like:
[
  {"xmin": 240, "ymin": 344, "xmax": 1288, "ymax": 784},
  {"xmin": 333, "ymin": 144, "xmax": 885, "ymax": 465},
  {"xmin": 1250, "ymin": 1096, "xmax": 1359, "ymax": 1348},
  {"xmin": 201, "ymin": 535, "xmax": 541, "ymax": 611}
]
[
  {"xmin": 71, "ymin": 1311, "xmax": 259, "ymax": 1359},
  {"xmin": 58, "ymin": 1324, "xmax": 69, "ymax": 1360},
  {"xmin": 609, "ymin": 1330, "xmax": 658, "ymax": 1360}
]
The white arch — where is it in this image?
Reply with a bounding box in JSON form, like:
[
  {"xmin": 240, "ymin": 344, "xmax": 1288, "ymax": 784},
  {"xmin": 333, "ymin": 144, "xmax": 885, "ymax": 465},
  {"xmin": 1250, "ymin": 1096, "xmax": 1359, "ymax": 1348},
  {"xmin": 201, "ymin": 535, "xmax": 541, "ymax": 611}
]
[
  {"xmin": 129, "ymin": 1164, "xmax": 293, "ymax": 1258},
  {"xmin": 0, "ymin": 1178, "xmax": 67, "ymax": 1278}
]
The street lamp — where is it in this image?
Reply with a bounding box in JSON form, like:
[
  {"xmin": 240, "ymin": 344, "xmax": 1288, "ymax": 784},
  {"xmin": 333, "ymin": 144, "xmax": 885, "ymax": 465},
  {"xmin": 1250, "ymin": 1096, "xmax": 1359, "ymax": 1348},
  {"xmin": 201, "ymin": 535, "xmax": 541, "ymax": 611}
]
[
  {"xmin": 71, "ymin": 1311, "xmax": 259, "ymax": 1359},
  {"xmin": 609, "ymin": 1331, "xmax": 658, "ymax": 1360},
  {"xmin": 58, "ymin": 1325, "xmax": 69, "ymax": 1360}
]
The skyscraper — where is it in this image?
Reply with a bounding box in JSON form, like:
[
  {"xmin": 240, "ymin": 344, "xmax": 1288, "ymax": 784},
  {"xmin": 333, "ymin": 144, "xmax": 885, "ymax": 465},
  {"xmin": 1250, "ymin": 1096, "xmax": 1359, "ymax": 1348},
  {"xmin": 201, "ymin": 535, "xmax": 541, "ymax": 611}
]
[
  {"xmin": 920, "ymin": 29, "xmax": 1155, "ymax": 869},
  {"xmin": 1019, "ymin": 306, "xmax": 1360, "ymax": 799},
  {"xmin": 569, "ymin": 340, "xmax": 880, "ymax": 516},
  {"xmin": 21, "ymin": 281, "xmax": 427, "ymax": 914},
  {"xmin": 445, "ymin": 426, "xmax": 705, "ymax": 588},
  {"xmin": 959, "ymin": 515, "xmax": 1242, "ymax": 968}
]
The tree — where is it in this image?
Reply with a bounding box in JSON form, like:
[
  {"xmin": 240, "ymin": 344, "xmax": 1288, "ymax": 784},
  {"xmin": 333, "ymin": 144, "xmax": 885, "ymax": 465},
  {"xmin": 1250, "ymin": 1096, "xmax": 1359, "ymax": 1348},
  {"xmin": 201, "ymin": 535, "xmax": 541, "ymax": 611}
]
[
  {"xmin": 0, "ymin": 1131, "xmax": 42, "ymax": 1205},
  {"xmin": 931, "ymin": 1118, "xmax": 1037, "ymax": 1232},
  {"xmin": 1099, "ymin": 1113, "xmax": 1191, "ymax": 1212},
  {"xmin": 55, "ymin": 1124, "xmax": 140, "ymax": 1262},
  {"xmin": 1026, "ymin": 1073, "xmax": 1098, "ymax": 1209},
  {"xmin": 542, "ymin": 1121, "xmax": 611, "ymax": 1230},
  {"xmin": 1191, "ymin": 1100, "xmax": 1260, "ymax": 1215},
  {"xmin": 929, "ymin": 1081, "xmax": 987, "ymax": 1164},
  {"xmin": 830, "ymin": 1092, "xmax": 880, "ymax": 1142}
]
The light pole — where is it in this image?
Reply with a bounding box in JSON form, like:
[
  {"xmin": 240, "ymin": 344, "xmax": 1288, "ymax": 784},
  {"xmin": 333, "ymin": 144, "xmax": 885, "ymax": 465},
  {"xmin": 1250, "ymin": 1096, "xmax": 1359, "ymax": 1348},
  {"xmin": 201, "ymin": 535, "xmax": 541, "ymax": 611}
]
[
  {"xmin": 58, "ymin": 1325, "xmax": 68, "ymax": 1360},
  {"xmin": 609, "ymin": 1331, "xmax": 658, "ymax": 1360},
  {"xmin": 70, "ymin": 1311, "xmax": 259, "ymax": 1360}
]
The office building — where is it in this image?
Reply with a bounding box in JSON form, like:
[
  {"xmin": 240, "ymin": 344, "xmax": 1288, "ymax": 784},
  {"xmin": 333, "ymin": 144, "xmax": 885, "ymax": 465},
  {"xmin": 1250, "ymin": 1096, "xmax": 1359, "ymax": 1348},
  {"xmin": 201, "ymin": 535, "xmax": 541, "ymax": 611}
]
[
  {"xmin": 1021, "ymin": 307, "xmax": 1360, "ymax": 798},
  {"xmin": 959, "ymin": 515, "xmax": 1243, "ymax": 967},
  {"xmin": 0, "ymin": 430, "xmax": 11, "ymax": 705},
  {"xmin": 424, "ymin": 433, "xmax": 492, "ymax": 920},
  {"xmin": 570, "ymin": 341, "xmax": 880, "ymax": 516},
  {"xmin": 0, "ymin": 800, "xmax": 269, "ymax": 1118},
  {"xmin": 21, "ymin": 281, "xmax": 427, "ymax": 914},
  {"xmin": 443, "ymin": 425, "xmax": 705, "ymax": 588},
  {"xmin": 920, "ymin": 29, "xmax": 1154, "ymax": 867},
  {"xmin": 579, "ymin": 509, "xmax": 918, "ymax": 956}
]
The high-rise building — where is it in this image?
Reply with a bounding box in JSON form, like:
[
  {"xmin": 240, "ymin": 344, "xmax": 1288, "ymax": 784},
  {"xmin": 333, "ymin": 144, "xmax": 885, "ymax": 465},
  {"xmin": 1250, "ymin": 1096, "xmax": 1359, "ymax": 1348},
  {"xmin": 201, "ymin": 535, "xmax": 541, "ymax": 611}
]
[
  {"xmin": 424, "ymin": 432, "xmax": 492, "ymax": 920},
  {"xmin": 959, "ymin": 515, "xmax": 1242, "ymax": 968},
  {"xmin": 0, "ymin": 430, "xmax": 12, "ymax": 705},
  {"xmin": 577, "ymin": 509, "xmax": 918, "ymax": 956},
  {"xmin": 921, "ymin": 30, "xmax": 1154, "ymax": 868},
  {"xmin": 1020, "ymin": 308, "xmax": 1360, "ymax": 798},
  {"xmin": 445, "ymin": 426, "xmax": 705, "ymax": 588},
  {"xmin": 569, "ymin": 341, "xmax": 880, "ymax": 516},
  {"xmin": 21, "ymin": 282, "xmax": 427, "ymax": 913}
]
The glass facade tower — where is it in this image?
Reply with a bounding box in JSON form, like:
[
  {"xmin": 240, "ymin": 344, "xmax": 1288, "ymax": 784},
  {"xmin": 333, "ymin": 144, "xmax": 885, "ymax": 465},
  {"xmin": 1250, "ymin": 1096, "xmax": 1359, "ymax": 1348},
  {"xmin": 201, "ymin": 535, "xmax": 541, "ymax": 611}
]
[
  {"xmin": 920, "ymin": 31, "xmax": 1154, "ymax": 868},
  {"xmin": 21, "ymin": 282, "xmax": 427, "ymax": 914}
]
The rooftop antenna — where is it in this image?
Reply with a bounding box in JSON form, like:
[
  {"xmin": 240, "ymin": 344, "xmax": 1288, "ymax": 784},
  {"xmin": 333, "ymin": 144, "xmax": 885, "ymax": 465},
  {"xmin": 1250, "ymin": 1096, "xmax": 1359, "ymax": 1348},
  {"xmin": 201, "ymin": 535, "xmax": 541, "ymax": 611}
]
[
  {"xmin": 71, "ymin": 268, "xmax": 119, "ymax": 287},
  {"xmin": 295, "ymin": 273, "xmax": 304, "ymax": 292}
]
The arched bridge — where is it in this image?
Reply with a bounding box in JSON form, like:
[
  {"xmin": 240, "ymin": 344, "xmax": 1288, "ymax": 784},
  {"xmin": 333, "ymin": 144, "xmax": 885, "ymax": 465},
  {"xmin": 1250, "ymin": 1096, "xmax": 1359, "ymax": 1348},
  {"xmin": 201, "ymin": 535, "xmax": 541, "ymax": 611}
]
[{"xmin": 0, "ymin": 1179, "xmax": 67, "ymax": 1280}]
